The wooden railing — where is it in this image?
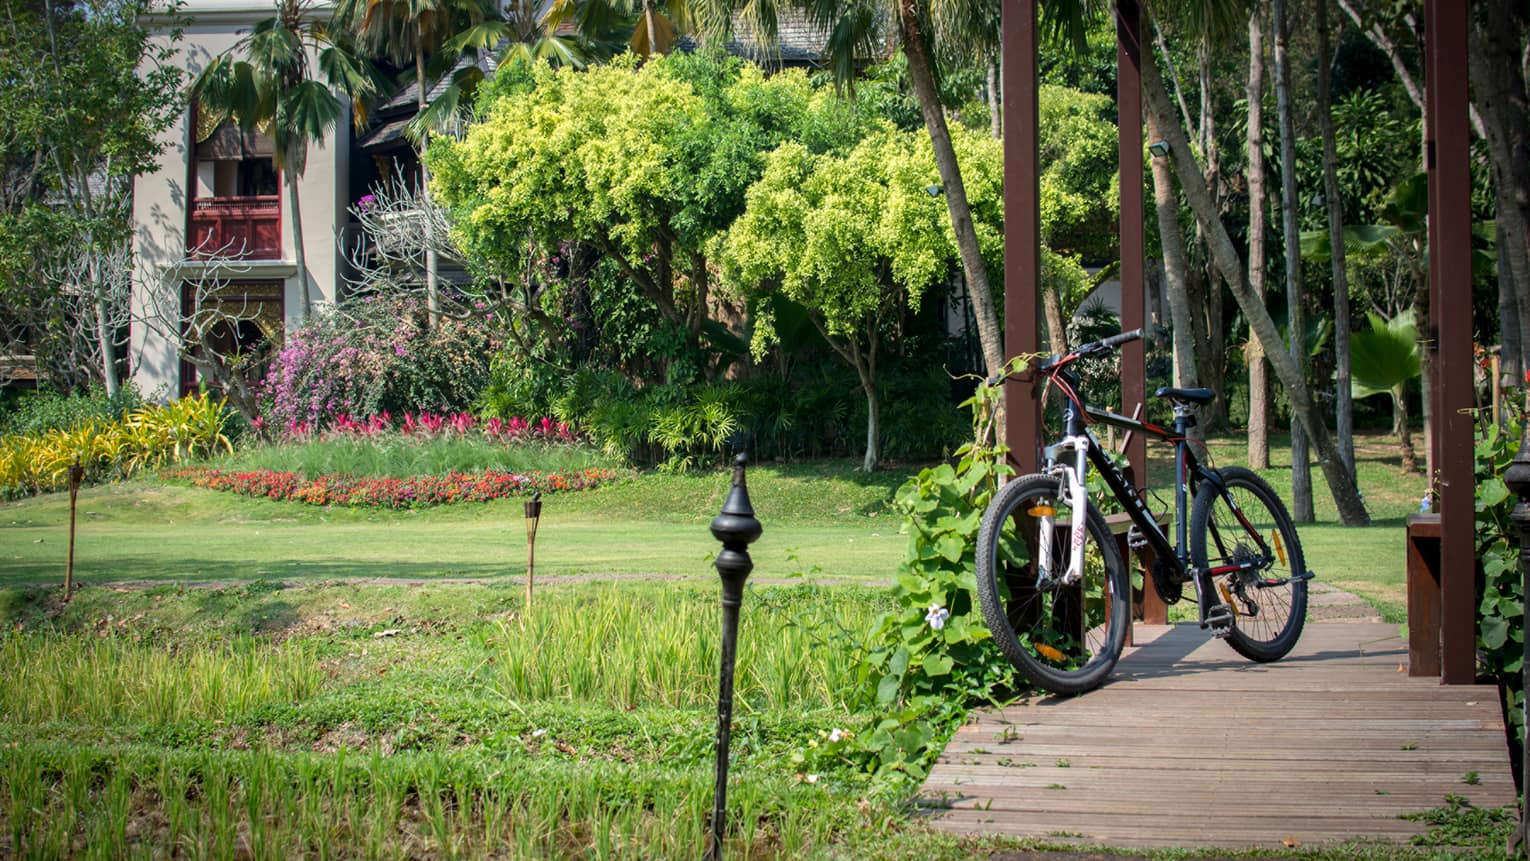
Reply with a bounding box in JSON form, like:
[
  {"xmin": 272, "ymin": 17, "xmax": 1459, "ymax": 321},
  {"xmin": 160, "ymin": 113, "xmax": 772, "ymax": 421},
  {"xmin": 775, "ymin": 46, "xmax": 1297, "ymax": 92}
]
[{"xmin": 188, "ymin": 195, "xmax": 280, "ymax": 259}]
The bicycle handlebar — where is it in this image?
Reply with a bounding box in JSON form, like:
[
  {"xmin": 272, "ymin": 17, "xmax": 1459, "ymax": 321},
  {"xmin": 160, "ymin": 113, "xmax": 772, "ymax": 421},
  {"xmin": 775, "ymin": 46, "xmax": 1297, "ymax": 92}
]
[
  {"xmin": 988, "ymin": 329, "xmax": 1149, "ymax": 384},
  {"xmin": 1081, "ymin": 327, "xmax": 1144, "ymax": 354}
]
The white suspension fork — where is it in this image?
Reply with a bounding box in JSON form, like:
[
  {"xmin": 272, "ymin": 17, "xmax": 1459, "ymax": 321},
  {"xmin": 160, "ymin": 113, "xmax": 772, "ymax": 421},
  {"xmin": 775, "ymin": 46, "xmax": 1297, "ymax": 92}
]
[{"xmin": 1036, "ymin": 435, "xmax": 1091, "ymax": 587}]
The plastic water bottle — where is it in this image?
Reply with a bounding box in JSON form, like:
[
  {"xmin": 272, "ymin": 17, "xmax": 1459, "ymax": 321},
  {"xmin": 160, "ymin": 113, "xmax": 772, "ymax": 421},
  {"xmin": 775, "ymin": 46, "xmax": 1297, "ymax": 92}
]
[{"xmin": 1419, "ymin": 495, "xmax": 1432, "ymax": 513}]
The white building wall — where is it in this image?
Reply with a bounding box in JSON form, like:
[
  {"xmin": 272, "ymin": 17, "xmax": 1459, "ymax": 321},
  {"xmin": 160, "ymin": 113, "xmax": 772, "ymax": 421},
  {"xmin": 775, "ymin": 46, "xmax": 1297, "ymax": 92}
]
[{"xmin": 131, "ymin": 0, "xmax": 347, "ymax": 399}]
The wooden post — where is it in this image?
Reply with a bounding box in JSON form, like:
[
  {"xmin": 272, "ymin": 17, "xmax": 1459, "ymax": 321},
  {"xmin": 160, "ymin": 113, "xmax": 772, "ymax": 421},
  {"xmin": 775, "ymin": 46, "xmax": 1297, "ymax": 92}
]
[
  {"xmin": 1116, "ymin": 0, "xmax": 1146, "ymax": 491},
  {"xmin": 1423, "ymin": 0, "xmax": 1474, "ymax": 685},
  {"xmin": 1002, "ymin": 0, "xmax": 1041, "ymax": 472}
]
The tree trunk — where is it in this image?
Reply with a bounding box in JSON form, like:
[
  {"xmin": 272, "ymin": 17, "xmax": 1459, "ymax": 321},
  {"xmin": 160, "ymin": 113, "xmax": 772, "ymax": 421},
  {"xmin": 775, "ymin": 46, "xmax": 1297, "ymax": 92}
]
[
  {"xmin": 987, "ymin": 58, "xmax": 1002, "ymax": 140},
  {"xmin": 1413, "ymin": 254, "xmax": 1433, "ymax": 482},
  {"xmin": 850, "ymin": 333, "xmax": 879, "ymax": 472},
  {"xmin": 1042, "ymin": 285, "xmax": 1066, "ymax": 353},
  {"xmin": 1147, "ymin": 108, "xmax": 1199, "ymax": 419},
  {"xmin": 417, "ymin": 45, "xmax": 440, "ymax": 327},
  {"xmin": 1193, "ymin": 46, "xmax": 1226, "ymax": 431},
  {"xmin": 860, "ymin": 370, "xmax": 880, "ymax": 472},
  {"xmin": 1246, "ymin": 7, "xmax": 1270, "ymax": 469},
  {"xmin": 1500, "ymin": 233, "xmax": 1523, "ymax": 398},
  {"xmin": 1468, "ymin": 6, "xmax": 1530, "ymax": 381},
  {"xmin": 1273, "ymin": 0, "xmax": 1313, "ymax": 524},
  {"xmin": 1140, "ymin": 15, "xmax": 1369, "ymax": 526},
  {"xmin": 285, "ymin": 160, "xmax": 312, "ymax": 320},
  {"xmin": 1392, "ymin": 385, "xmax": 1416, "ymax": 473},
  {"xmin": 897, "ymin": 0, "xmax": 1003, "ymax": 380},
  {"xmin": 95, "ymin": 295, "xmax": 118, "ymax": 397},
  {"xmin": 1317, "ymin": 0, "xmax": 1354, "ymax": 478}
]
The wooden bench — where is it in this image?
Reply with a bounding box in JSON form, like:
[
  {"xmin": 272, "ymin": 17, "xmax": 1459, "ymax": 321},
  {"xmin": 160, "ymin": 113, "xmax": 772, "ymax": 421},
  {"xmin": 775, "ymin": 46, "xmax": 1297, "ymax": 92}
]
[
  {"xmin": 1100, "ymin": 510, "xmax": 1171, "ymax": 644},
  {"xmin": 1405, "ymin": 513, "xmax": 1442, "ymax": 677}
]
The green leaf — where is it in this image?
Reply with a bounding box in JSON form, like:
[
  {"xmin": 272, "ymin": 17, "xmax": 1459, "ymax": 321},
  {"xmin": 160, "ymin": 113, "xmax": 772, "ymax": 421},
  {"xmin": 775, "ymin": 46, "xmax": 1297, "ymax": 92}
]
[
  {"xmin": 1478, "ymin": 478, "xmax": 1510, "ymax": 509},
  {"xmin": 923, "ymin": 654, "xmax": 953, "ymax": 677},
  {"xmin": 876, "ymin": 672, "xmax": 901, "ymax": 705},
  {"xmin": 935, "ymin": 533, "xmax": 965, "ymax": 563},
  {"xmin": 1482, "ymin": 614, "xmax": 1509, "ymax": 650}
]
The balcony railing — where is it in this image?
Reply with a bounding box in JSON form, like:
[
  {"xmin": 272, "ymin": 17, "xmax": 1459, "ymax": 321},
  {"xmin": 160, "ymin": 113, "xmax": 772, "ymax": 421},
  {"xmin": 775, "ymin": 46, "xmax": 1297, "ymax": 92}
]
[{"xmin": 188, "ymin": 195, "xmax": 280, "ymax": 259}]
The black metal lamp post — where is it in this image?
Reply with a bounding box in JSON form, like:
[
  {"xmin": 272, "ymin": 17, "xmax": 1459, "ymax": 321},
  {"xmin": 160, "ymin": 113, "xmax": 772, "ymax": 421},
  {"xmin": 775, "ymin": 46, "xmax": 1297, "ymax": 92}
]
[
  {"xmin": 64, "ymin": 457, "xmax": 84, "ymax": 602},
  {"xmin": 707, "ymin": 453, "xmax": 762, "ymax": 861},
  {"xmin": 523, "ymin": 491, "xmax": 542, "ymax": 620},
  {"xmin": 1504, "ymin": 423, "xmax": 1530, "ymax": 858}
]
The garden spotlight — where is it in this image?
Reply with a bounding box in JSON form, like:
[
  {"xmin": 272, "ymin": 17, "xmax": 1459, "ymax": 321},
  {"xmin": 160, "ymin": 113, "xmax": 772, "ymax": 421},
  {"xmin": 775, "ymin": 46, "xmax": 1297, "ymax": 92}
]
[
  {"xmin": 1148, "ymin": 140, "xmax": 1170, "ymax": 158},
  {"xmin": 925, "ymin": 184, "xmax": 944, "ymax": 197}
]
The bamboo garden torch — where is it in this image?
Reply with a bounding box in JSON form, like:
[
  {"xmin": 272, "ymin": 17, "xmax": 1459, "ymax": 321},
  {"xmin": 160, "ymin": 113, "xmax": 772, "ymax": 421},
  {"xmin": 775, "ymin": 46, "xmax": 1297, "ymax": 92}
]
[
  {"xmin": 523, "ymin": 491, "xmax": 542, "ymax": 620},
  {"xmin": 64, "ymin": 456, "xmax": 84, "ymax": 602}
]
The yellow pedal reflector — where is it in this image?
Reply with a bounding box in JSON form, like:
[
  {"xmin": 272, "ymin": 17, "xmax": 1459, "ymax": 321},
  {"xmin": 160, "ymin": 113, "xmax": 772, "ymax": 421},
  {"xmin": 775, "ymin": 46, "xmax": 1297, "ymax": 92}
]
[
  {"xmin": 1035, "ymin": 643, "xmax": 1065, "ymax": 662},
  {"xmin": 1027, "ymin": 505, "xmax": 1056, "ymax": 517},
  {"xmin": 1273, "ymin": 531, "xmax": 1287, "ymax": 565},
  {"xmin": 1217, "ymin": 582, "xmax": 1238, "ymax": 615}
]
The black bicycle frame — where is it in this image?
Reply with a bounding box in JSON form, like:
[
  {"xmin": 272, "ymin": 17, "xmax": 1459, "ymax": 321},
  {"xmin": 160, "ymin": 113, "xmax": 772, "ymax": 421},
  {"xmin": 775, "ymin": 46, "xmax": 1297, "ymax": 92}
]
[{"xmin": 1048, "ymin": 368, "xmax": 1218, "ymax": 582}]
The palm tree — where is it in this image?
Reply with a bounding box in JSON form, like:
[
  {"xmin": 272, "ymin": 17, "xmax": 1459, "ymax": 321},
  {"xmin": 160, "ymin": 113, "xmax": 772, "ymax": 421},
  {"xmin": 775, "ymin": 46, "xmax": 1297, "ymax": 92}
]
[
  {"xmin": 337, "ymin": 0, "xmax": 500, "ymax": 324},
  {"xmin": 191, "ymin": 0, "xmax": 378, "ymax": 320}
]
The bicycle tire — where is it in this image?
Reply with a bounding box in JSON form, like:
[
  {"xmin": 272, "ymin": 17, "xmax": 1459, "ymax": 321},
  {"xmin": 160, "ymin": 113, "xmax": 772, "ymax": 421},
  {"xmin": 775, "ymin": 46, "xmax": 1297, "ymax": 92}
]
[
  {"xmin": 975, "ymin": 473, "xmax": 1130, "ymax": 695},
  {"xmin": 1189, "ymin": 466, "xmax": 1308, "ymax": 662}
]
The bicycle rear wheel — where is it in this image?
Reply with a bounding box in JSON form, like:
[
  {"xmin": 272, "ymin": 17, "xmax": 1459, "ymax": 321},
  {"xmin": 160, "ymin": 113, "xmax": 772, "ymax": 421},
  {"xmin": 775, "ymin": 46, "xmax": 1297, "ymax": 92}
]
[
  {"xmin": 975, "ymin": 473, "xmax": 1130, "ymax": 695},
  {"xmin": 1189, "ymin": 466, "xmax": 1308, "ymax": 662}
]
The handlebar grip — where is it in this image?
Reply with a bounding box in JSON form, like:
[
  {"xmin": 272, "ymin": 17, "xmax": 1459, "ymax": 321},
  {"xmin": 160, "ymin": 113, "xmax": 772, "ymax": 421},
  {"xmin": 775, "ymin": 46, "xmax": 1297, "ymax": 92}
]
[{"xmin": 1099, "ymin": 328, "xmax": 1144, "ymax": 350}]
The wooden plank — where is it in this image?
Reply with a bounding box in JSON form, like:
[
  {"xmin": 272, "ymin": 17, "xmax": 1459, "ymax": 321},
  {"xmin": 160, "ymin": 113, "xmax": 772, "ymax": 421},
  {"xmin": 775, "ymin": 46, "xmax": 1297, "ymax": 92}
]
[{"xmin": 923, "ymin": 622, "xmax": 1517, "ymax": 850}]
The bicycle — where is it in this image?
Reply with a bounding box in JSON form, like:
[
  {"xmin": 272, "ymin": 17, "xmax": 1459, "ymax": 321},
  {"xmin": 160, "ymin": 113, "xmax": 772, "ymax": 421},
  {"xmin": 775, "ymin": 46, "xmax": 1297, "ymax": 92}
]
[{"xmin": 974, "ymin": 328, "xmax": 1313, "ymax": 695}]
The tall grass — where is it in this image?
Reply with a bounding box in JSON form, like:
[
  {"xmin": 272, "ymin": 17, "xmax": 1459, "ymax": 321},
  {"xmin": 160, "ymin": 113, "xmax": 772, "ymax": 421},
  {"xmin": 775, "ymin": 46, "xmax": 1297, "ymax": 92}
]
[
  {"xmin": 485, "ymin": 585, "xmax": 884, "ymax": 712},
  {"xmin": 0, "ymin": 634, "xmax": 322, "ymax": 725},
  {"xmin": 220, "ymin": 436, "xmax": 611, "ymax": 478},
  {"xmin": 0, "ymin": 743, "xmax": 848, "ymax": 860}
]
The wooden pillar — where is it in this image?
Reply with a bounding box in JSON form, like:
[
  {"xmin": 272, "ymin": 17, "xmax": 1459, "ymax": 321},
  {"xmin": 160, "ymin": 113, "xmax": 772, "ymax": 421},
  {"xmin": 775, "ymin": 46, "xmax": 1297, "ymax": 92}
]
[
  {"xmin": 1117, "ymin": 0, "xmax": 1145, "ymax": 480},
  {"xmin": 1002, "ymin": 0, "xmax": 1041, "ymax": 472},
  {"xmin": 1423, "ymin": 0, "xmax": 1474, "ymax": 685}
]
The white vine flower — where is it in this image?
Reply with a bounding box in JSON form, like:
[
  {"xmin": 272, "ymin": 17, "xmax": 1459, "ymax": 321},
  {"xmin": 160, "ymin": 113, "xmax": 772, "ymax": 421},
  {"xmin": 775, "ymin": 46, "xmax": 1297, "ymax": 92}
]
[
  {"xmin": 925, "ymin": 604, "xmax": 950, "ymax": 631},
  {"xmin": 828, "ymin": 728, "xmax": 846, "ymax": 743}
]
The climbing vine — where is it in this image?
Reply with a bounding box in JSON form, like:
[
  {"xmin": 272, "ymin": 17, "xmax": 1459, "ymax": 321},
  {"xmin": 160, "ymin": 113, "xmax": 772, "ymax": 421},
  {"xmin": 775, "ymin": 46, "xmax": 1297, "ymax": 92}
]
[
  {"xmin": 1473, "ymin": 406, "xmax": 1527, "ymax": 749},
  {"xmin": 799, "ymin": 360, "xmax": 1027, "ymax": 786}
]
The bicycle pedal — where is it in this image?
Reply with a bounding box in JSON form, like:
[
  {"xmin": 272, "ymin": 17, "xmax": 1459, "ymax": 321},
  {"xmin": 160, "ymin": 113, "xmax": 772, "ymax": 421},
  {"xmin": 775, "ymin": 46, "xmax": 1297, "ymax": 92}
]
[
  {"xmin": 1201, "ymin": 603, "xmax": 1235, "ymax": 637},
  {"xmin": 1126, "ymin": 526, "xmax": 1149, "ymax": 551}
]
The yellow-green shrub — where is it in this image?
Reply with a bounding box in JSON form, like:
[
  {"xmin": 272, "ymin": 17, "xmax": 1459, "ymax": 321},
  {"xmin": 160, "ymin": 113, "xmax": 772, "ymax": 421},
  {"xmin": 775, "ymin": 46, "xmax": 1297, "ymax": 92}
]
[{"xmin": 0, "ymin": 393, "xmax": 232, "ymax": 498}]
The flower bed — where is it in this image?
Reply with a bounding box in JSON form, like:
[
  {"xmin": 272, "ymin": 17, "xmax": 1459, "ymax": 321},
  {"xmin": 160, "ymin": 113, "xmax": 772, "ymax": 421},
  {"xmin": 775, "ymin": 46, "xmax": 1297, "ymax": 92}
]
[
  {"xmin": 165, "ymin": 466, "xmax": 621, "ymax": 509},
  {"xmin": 260, "ymin": 410, "xmax": 578, "ymax": 445}
]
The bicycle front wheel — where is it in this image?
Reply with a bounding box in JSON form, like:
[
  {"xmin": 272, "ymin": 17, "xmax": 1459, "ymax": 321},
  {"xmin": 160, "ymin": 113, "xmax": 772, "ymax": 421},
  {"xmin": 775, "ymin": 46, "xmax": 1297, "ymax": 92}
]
[
  {"xmin": 1189, "ymin": 466, "xmax": 1308, "ymax": 662},
  {"xmin": 975, "ymin": 474, "xmax": 1130, "ymax": 695}
]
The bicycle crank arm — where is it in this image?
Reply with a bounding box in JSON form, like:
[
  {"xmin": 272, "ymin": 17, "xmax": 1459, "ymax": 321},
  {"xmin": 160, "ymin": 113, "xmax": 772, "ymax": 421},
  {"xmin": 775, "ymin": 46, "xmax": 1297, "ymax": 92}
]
[{"xmin": 1254, "ymin": 570, "xmax": 1317, "ymax": 588}]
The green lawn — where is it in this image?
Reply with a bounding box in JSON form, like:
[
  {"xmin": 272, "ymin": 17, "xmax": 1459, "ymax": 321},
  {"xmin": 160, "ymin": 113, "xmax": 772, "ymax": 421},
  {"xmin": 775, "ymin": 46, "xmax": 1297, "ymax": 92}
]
[
  {"xmin": 2, "ymin": 435, "xmax": 1422, "ymax": 609},
  {"xmin": 0, "ymin": 460, "xmax": 906, "ymax": 586}
]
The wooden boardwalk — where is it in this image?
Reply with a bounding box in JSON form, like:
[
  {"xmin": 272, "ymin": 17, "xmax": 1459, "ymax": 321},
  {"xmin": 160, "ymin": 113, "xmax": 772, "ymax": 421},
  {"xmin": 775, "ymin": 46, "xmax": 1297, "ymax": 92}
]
[{"xmin": 922, "ymin": 622, "xmax": 1515, "ymax": 851}]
